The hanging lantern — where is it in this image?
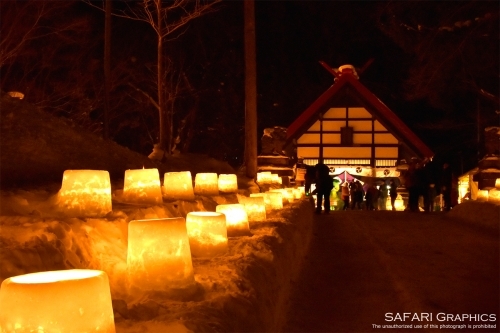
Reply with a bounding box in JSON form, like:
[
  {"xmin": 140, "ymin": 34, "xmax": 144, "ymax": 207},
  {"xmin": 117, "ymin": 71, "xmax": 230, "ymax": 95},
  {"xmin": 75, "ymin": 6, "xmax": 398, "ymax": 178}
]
[
  {"xmin": 216, "ymin": 204, "xmax": 250, "ymax": 236},
  {"xmin": 218, "ymin": 174, "xmax": 238, "ymax": 193},
  {"xmin": 185, "ymin": 212, "xmax": 228, "ymax": 257},
  {"xmin": 0, "ymin": 269, "xmax": 115, "ymax": 332},
  {"xmin": 256, "ymin": 172, "xmax": 272, "ymax": 185},
  {"xmin": 238, "ymin": 196, "xmax": 266, "ymax": 222},
  {"xmin": 127, "ymin": 217, "xmax": 195, "ymax": 294},
  {"xmin": 488, "ymin": 188, "xmax": 500, "ymax": 203},
  {"xmin": 57, "ymin": 170, "xmax": 112, "ymax": 217},
  {"xmin": 122, "ymin": 168, "xmax": 163, "ymax": 205},
  {"xmin": 194, "ymin": 173, "xmax": 219, "ymax": 196},
  {"xmin": 477, "ymin": 189, "xmax": 489, "ymax": 202},
  {"xmin": 495, "ymin": 178, "xmax": 500, "ymax": 190},
  {"xmin": 163, "ymin": 171, "xmax": 195, "ymax": 200}
]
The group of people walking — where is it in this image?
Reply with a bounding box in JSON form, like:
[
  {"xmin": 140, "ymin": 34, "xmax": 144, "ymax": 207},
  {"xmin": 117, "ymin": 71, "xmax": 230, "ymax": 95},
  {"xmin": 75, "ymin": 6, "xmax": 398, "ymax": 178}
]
[
  {"xmin": 340, "ymin": 179, "xmax": 399, "ymax": 211},
  {"xmin": 306, "ymin": 160, "xmax": 454, "ymax": 214}
]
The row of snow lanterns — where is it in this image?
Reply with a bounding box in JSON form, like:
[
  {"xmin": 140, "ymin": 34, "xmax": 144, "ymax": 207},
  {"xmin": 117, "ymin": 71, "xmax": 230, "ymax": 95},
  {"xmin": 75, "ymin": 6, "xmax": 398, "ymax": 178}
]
[
  {"xmin": 0, "ymin": 169, "xmax": 305, "ymax": 332},
  {"xmin": 476, "ymin": 178, "xmax": 500, "ymax": 203},
  {"xmin": 56, "ymin": 169, "xmax": 240, "ymax": 217}
]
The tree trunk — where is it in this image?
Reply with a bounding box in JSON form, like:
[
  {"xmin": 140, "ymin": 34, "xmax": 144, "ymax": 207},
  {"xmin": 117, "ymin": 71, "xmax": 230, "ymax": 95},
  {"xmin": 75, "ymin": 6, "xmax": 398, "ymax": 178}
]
[
  {"xmin": 103, "ymin": 0, "xmax": 111, "ymax": 139},
  {"xmin": 244, "ymin": 0, "xmax": 258, "ymax": 178},
  {"xmin": 157, "ymin": 1, "xmax": 168, "ymax": 154}
]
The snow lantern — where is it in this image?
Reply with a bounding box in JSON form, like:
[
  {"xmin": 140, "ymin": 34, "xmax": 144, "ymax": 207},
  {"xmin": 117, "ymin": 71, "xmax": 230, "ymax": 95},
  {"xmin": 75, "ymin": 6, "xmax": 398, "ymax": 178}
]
[
  {"xmin": 488, "ymin": 188, "xmax": 500, "ymax": 203},
  {"xmin": 271, "ymin": 174, "xmax": 281, "ymax": 184},
  {"xmin": 259, "ymin": 191, "xmax": 283, "ymax": 210},
  {"xmin": 216, "ymin": 204, "xmax": 250, "ymax": 236},
  {"xmin": 122, "ymin": 168, "xmax": 163, "ymax": 205},
  {"xmin": 194, "ymin": 173, "xmax": 219, "ymax": 196},
  {"xmin": 0, "ymin": 269, "xmax": 115, "ymax": 332},
  {"xmin": 57, "ymin": 170, "xmax": 112, "ymax": 217},
  {"xmin": 386, "ymin": 195, "xmax": 405, "ymax": 211},
  {"xmin": 495, "ymin": 178, "xmax": 500, "ymax": 190},
  {"xmin": 477, "ymin": 189, "xmax": 489, "ymax": 202},
  {"xmin": 127, "ymin": 217, "xmax": 195, "ymax": 293},
  {"xmin": 163, "ymin": 171, "xmax": 195, "ymax": 200},
  {"xmin": 269, "ymin": 189, "xmax": 290, "ymax": 204},
  {"xmin": 256, "ymin": 172, "xmax": 272, "ymax": 185},
  {"xmin": 238, "ymin": 196, "xmax": 266, "ymax": 222},
  {"xmin": 185, "ymin": 212, "xmax": 228, "ymax": 257},
  {"xmin": 218, "ymin": 174, "xmax": 238, "ymax": 193},
  {"xmin": 292, "ymin": 188, "xmax": 303, "ymax": 199}
]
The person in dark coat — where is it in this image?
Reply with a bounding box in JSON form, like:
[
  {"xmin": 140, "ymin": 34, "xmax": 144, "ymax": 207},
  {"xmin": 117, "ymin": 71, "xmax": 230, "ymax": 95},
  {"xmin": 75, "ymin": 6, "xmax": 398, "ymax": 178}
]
[
  {"xmin": 439, "ymin": 162, "xmax": 454, "ymax": 211},
  {"xmin": 312, "ymin": 163, "xmax": 334, "ymax": 214},
  {"xmin": 389, "ymin": 179, "xmax": 398, "ymax": 211},
  {"xmin": 304, "ymin": 165, "xmax": 316, "ymax": 196},
  {"xmin": 423, "ymin": 160, "xmax": 438, "ymax": 212}
]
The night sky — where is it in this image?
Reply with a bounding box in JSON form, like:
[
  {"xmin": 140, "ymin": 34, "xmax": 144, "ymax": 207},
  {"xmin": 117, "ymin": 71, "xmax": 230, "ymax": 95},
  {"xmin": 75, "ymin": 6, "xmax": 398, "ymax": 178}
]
[{"xmin": 2, "ymin": 0, "xmax": 498, "ymax": 172}]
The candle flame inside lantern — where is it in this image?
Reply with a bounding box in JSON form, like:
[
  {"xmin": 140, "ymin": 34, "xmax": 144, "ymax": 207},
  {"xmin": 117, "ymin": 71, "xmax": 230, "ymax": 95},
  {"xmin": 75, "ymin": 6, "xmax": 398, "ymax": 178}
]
[
  {"xmin": 216, "ymin": 204, "xmax": 250, "ymax": 236},
  {"xmin": 127, "ymin": 217, "xmax": 195, "ymax": 294},
  {"xmin": 57, "ymin": 170, "xmax": 112, "ymax": 217},
  {"xmin": 123, "ymin": 168, "xmax": 163, "ymax": 205},
  {"xmin": 495, "ymin": 178, "xmax": 500, "ymax": 190},
  {"xmin": 186, "ymin": 212, "xmax": 228, "ymax": 257},
  {"xmin": 238, "ymin": 196, "xmax": 266, "ymax": 222},
  {"xmin": 218, "ymin": 174, "xmax": 238, "ymax": 193},
  {"xmin": 194, "ymin": 173, "xmax": 219, "ymax": 196},
  {"xmin": 0, "ymin": 269, "xmax": 115, "ymax": 332},
  {"xmin": 163, "ymin": 171, "xmax": 195, "ymax": 200}
]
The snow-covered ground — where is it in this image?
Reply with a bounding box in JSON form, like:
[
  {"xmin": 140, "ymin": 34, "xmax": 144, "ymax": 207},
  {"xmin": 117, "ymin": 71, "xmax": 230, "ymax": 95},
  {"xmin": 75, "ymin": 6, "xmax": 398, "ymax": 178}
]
[{"xmin": 0, "ymin": 183, "xmax": 314, "ymax": 332}]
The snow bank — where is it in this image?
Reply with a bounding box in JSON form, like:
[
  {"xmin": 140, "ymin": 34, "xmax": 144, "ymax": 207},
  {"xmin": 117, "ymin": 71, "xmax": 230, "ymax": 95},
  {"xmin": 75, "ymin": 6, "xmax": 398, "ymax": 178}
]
[{"xmin": 0, "ymin": 189, "xmax": 314, "ymax": 332}]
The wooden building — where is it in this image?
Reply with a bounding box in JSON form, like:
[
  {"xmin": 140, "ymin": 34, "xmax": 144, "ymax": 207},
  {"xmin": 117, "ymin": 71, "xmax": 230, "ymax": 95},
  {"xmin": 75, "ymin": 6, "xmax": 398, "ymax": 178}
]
[{"xmin": 286, "ymin": 63, "xmax": 434, "ymax": 181}]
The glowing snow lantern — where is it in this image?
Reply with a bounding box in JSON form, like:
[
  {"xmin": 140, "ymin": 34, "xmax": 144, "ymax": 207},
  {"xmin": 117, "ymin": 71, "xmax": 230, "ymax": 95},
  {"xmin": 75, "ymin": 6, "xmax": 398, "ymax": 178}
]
[
  {"xmin": 0, "ymin": 269, "xmax": 115, "ymax": 332},
  {"xmin": 495, "ymin": 178, "xmax": 500, "ymax": 190},
  {"xmin": 269, "ymin": 189, "xmax": 290, "ymax": 204},
  {"xmin": 216, "ymin": 204, "xmax": 250, "ymax": 236},
  {"xmin": 218, "ymin": 174, "xmax": 238, "ymax": 193},
  {"xmin": 292, "ymin": 188, "xmax": 303, "ymax": 199},
  {"xmin": 122, "ymin": 168, "xmax": 163, "ymax": 205},
  {"xmin": 163, "ymin": 171, "xmax": 195, "ymax": 200},
  {"xmin": 238, "ymin": 196, "xmax": 266, "ymax": 222},
  {"xmin": 194, "ymin": 173, "xmax": 219, "ymax": 196},
  {"xmin": 265, "ymin": 191, "xmax": 284, "ymax": 210},
  {"xmin": 488, "ymin": 188, "xmax": 500, "ymax": 203},
  {"xmin": 185, "ymin": 212, "xmax": 228, "ymax": 257},
  {"xmin": 257, "ymin": 172, "xmax": 272, "ymax": 185},
  {"xmin": 386, "ymin": 195, "xmax": 405, "ymax": 211},
  {"xmin": 57, "ymin": 170, "xmax": 112, "ymax": 217},
  {"xmin": 271, "ymin": 174, "xmax": 281, "ymax": 184},
  {"xmin": 477, "ymin": 189, "xmax": 489, "ymax": 202},
  {"xmin": 127, "ymin": 217, "xmax": 195, "ymax": 294}
]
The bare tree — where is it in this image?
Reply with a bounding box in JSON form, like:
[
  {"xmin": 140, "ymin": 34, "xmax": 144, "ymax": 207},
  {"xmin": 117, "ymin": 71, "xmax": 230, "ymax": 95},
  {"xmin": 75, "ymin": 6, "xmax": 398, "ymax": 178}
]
[
  {"xmin": 244, "ymin": 0, "xmax": 257, "ymax": 178},
  {"xmin": 86, "ymin": 0, "xmax": 221, "ymax": 160}
]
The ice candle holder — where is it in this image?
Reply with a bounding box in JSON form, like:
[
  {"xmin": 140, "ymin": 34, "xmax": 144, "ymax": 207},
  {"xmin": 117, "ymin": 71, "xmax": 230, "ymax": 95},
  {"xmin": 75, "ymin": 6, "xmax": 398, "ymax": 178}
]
[
  {"xmin": 186, "ymin": 212, "xmax": 228, "ymax": 257},
  {"xmin": 163, "ymin": 171, "xmax": 195, "ymax": 200},
  {"xmin": 122, "ymin": 168, "xmax": 163, "ymax": 205},
  {"xmin": 0, "ymin": 269, "xmax": 115, "ymax": 333},
  {"xmin": 57, "ymin": 169, "xmax": 112, "ymax": 217},
  {"xmin": 127, "ymin": 217, "xmax": 195, "ymax": 294},
  {"xmin": 216, "ymin": 204, "xmax": 250, "ymax": 236},
  {"xmin": 194, "ymin": 173, "xmax": 219, "ymax": 196}
]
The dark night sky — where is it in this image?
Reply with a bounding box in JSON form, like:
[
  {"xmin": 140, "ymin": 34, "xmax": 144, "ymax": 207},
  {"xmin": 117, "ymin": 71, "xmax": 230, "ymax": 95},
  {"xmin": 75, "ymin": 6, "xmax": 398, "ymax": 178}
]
[{"xmin": 6, "ymin": 0, "xmax": 497, "ymax": 172}]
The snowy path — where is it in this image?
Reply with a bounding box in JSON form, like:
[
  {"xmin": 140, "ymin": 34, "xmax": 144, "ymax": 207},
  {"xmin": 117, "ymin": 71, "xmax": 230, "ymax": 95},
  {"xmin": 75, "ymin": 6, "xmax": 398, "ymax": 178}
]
[{"xmin": 282, "ymin": 210, "xmax": 499, "ymax": 333}]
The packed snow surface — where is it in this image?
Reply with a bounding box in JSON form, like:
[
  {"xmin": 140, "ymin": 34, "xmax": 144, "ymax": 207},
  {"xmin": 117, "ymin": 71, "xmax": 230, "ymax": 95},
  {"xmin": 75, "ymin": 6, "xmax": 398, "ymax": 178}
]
[{"xmin": 0, "ymin": 186, "xmax": 313, "ymax": 332}]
